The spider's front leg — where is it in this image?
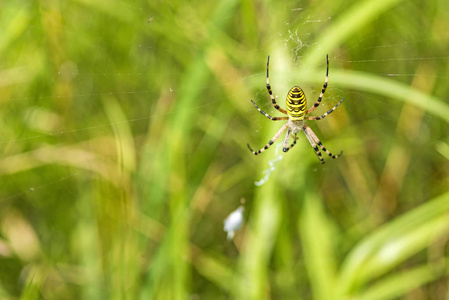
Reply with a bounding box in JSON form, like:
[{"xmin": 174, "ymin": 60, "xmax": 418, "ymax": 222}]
[
  {"xmin": 247, "ymin": 123, "xmax": 288, "ymax": 155},
  {"xmin": 302, "ymin": 124, "xmax": 342, "ymax": 164},
  {"xmin": 282, "ymin": 129, "xmax": 292, "ymax": 152},
  {"xmin": 282, "ymin": 130, "xmax": 298, "ymax": 153}
]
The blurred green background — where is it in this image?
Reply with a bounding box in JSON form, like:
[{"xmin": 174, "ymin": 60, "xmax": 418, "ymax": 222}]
[{"xmin": 1, "ymin": 0, "xmax": 449, "ymax": 299}]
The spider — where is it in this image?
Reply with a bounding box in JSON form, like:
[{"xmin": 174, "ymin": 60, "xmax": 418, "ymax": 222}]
[{"xmin": 247, "ymin": 54, "xmax": 345, "ymax": 164}]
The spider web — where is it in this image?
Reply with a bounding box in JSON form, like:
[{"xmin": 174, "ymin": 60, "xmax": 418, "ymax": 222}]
[
  {"xmin": 1, "ymin": 1, "xmax": 448, "ymax": 214},
  {"xmin": 1, "ymin": 4, "xmax": 449, "ymax": 299}
]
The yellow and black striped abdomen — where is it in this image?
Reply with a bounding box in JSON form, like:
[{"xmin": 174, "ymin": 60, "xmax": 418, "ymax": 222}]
[{"xmin": 286, "ymin": 86, "xmax": 307, "ymax": 121}]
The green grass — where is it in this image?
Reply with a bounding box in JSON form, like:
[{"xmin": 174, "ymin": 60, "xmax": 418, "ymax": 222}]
[{"xmin": 1, "ymin": 0, "xmax": 449, "ymax": 299}]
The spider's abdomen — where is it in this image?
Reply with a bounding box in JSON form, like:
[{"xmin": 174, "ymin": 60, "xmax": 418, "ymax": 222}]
[{"xmin": 286, "ymin": 86, "xmax": 307, "ymax": 121}]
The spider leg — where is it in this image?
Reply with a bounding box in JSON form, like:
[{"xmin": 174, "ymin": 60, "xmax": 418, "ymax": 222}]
[
  {"xmin": 306, "ymin": 54, "xmax": 329, "ymax": 114},
  {"xmin": 248, "ymin": 124, "xmax": 288, "ymax": 155},
  {"xmin": 282, "ymin": 129, "xmax": 292, "ymax": 152},
  {"xmin": 250, "ymin": 99, "xmax": 289, "ymax": 121},
  {"xmin": 304, "ymin": 124, "xmax": 342, "ymax": 162},
  {"xmin": 303, "ymin": 126, "xmax": 325, "ymax": 164},
  {"xmin": 283, "ymin": 131, "xmax": 298, "ymax": 152},
  {"xmin": 305, "ymin": 98, "xmax": 345, "ymax": 121},
  {"xmin": 266, "ymin": 56, "xmax": 288, "ymax": 114}
]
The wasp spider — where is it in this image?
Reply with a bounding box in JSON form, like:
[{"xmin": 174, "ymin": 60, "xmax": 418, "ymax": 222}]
[{"xmin": 247, "ymin": 55, "xmax": 344, "ymax": 164}]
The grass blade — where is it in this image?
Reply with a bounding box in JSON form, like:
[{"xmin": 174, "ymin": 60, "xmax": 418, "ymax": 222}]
[
  {"xmin": 299, "ymin": 193, "xmax": 338, "ymax": 300},
  {"xmin": 337, "ymin": 191, "xmax": 449, "ymax": 295}
]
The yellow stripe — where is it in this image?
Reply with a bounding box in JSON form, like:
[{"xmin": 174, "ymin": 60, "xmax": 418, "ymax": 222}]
[{"xmin": 286, "ymin": 86, "xmax": 307, "ymax": 121}]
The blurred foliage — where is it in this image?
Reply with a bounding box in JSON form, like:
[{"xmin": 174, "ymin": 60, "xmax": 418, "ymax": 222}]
[{"xmin": 1, "ymin": 0, "xmax": 449, "ymax": 299}]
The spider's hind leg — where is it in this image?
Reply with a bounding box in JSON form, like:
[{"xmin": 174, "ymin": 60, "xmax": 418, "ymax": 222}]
[
  {"xmin": 306, "ymin": 54, "xmax": 329, "ymax": 114},
  {"xmin": 266, "ymin": 56, "xmax": 288, "ymax": 114},
  {"xmin": 250, "ymin": 100, "xmax": 289, "ymax": 121}
]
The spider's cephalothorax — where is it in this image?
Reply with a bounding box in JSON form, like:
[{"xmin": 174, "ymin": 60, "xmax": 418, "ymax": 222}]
[{"xmin": 247, "ymin": 55, "xmax": 345, "ymax": 164}]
